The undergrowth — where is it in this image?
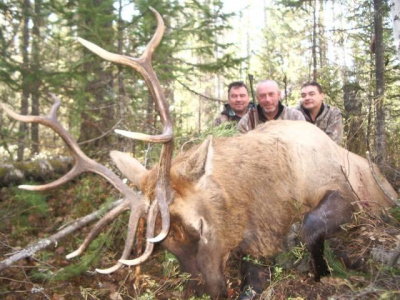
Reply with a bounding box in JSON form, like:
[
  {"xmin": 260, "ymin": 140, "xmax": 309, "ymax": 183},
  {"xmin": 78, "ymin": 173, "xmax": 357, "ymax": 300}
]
[
  {"xmin": 1, "ymin": 174, "xmax": 399, "ymax": 299},
  {"xmin": 1, "ymin": 184, "xmax": 48, "ymax": 236}
]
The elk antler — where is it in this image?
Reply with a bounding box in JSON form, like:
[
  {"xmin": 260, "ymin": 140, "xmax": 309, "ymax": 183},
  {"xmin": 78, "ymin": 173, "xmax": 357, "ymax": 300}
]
[
  {"xmin": 0, "ymin": 7, "xmax": 173, "ymax": 273},
  {"xmin": 0, "ymin": 95, "xmax": 148, "ymax": 273},
  {"xmin": 77, "ymin": 7, "xmax": 174, "ymax": 246}
]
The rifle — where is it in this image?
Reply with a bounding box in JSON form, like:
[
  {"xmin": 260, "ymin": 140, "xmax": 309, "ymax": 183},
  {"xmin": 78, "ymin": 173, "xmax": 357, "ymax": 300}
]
[{"xmin": 248, "ymin": 74, "xmax": 257, "ymax": 130}]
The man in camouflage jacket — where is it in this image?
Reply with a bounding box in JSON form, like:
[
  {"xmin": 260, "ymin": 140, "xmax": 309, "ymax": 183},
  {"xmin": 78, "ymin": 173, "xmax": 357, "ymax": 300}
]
[
  {"xmin": 298, "ymin": 82, "xmax": 343, "ymax": 145},
  {"xmin": 214, "ymin": 81, "xmax": 254, "ymax": 126},
  {"xmin": 237, "ymin": 80, "xmax": 304, "ymax": 133}
]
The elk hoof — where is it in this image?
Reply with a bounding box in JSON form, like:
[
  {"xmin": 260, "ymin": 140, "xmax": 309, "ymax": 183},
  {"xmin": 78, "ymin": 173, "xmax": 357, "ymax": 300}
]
[{"xmin": 314, "ymin": 262, "xmax": 330, "ymax": 282}]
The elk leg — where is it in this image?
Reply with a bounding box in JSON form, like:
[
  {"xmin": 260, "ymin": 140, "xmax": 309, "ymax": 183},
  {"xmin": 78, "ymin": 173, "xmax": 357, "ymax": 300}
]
[
  {"xmin": 301, "ymin": 190, "xmax": 354, "ymax": 281},
  {"xmin": 238, "ymin": 260, "xmax": 269, "ymax": 300}
]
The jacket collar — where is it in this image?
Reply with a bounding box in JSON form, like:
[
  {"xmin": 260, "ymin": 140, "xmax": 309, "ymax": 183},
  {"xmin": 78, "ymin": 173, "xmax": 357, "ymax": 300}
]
[
  {"xmin": 257, "ymin": 101, "xmax": 284, "ymax": 122},
  {"xmin": 301, "ymin": 102, "xmax": 327, "ymax": 123},
  {"xmin": 222, "ymin": 102, "xmax": 255, "ymax": 117}
]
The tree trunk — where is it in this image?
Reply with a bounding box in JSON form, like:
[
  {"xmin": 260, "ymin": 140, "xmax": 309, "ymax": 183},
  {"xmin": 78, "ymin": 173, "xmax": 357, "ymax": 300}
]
[
  {"xmin": 31, "ymin": 0, "xmax": 42, "ymax": 155},
  {"xmin": 373, "ymin": 0, "xmax": 386, "ymax": 168},
  {"xmin": 343, "ymin": 83, "xmax": 366, "ymax": 155},
  {"xmin": 312, "ymin": 0, "xmax": 318, "ymax": 81},
  {"xmin": 146, "ymin": 93, "xmax": 155, "ymax": 134},
  {"xmin": 318, "ymin": 0, "xmax": 326, "ymax": 68},
  {"xmin": 0, "ymin": 108, "xmax": 12, "ymax": 161},
  {"xmin": 390, "ymin": 0, "xmax": 400, "ymax": 60},
  {"xmin": 117, "ymin": 0, "xmax": 127, "ymax": 120},
  {"xmin": 367, "ymin": 38, "xmax": 375, "ymax": 153},
  {"xmin": 198, "ymin": 95, "xmax": 202, "ymax": 133},
  {"xmin": 18, "ymin": 0, "xmax": 31, "ymax": 161}
]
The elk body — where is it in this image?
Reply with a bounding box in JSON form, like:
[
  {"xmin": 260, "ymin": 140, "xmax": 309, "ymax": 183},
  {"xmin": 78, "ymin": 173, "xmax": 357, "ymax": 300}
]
[
  {"xmin": 113, "ymin": 119, "xmax": 396, "ymax": 298},
  {"xmin": 1, "ymin": 8, "xmax": 398, "ymax": 300}
]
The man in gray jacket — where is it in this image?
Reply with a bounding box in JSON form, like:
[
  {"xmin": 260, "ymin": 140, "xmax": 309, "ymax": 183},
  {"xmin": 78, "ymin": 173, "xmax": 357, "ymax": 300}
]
[
  {"xmin": 298, "ymin": 82, "xmax": 343, "ymax": 145},
  {"xmin": 237, "ymin": 80, "xmax": 304, "ymax": 133}
]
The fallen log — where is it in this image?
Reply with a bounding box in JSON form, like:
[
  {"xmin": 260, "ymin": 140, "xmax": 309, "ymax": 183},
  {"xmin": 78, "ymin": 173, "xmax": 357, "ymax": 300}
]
[{"xmin": 0, "ymin": 157, "xmax": 73, "ymax": 187}]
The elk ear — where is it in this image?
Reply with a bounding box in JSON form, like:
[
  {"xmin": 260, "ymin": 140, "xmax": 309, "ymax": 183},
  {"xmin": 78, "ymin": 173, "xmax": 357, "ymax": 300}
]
[
  {"xmin": 110, "ymin": 150, "xmax": 148, "ymax": 187},
  {"xmin": 175, "ymin": 136, "xmax": 213, "ymax": 180}
]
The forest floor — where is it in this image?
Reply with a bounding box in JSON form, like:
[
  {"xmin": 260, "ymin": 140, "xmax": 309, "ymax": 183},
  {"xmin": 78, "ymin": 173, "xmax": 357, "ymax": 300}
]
[{"xmin": 0, "ymin": 175, "xmax": 399, "ymax": 300}]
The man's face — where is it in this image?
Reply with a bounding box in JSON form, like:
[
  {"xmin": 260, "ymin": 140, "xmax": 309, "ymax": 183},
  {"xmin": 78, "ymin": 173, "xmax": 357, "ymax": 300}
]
[
  {"xmin": 301, "ymin": 85, "xmax": 324, "ymax": 111},
  {"xmin": 257, "ymin": 82, "xmax": 281, "ymax": 117},
  {"xmin": 228, "ymin": 86, "xmax": 250, "ymax": 116}
]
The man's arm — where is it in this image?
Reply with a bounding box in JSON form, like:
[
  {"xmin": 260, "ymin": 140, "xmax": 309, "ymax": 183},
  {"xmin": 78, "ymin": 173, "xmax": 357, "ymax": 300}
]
[{"xmin": 325, "ymin": 108, "xmax": 343, "ymax": 145}]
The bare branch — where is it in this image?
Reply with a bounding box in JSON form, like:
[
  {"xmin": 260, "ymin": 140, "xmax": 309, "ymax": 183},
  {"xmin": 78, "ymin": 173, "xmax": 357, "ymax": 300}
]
[{"xmin": 0, "ymin": 199, "xmax": 123, "ymax": 271}]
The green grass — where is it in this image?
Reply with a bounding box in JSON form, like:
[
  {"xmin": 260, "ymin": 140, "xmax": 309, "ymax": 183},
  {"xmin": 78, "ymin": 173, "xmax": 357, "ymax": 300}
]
[{"xmin": 13, "ymin": 186, "xmax": 48, "ymax": 216}]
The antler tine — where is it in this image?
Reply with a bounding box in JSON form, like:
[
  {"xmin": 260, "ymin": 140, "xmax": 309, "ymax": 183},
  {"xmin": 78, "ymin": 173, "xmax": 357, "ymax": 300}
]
[
  {"xmin": 97, "ymin": 202, "xmax": 149, "ymax": 272},
  {"xmin": 141, "ymin": 7, "xmax": 164, "ymax": 62},
  {"xmin": 1, "ymin": 95, "xmax": 92, "ymax": 191},
  {"xmin": 147, "ymin": 173, "xmax": 171, "ymax": 242},
  {"xmin": 19, "ymin": 165, "xmax": 86, "ymax": 191},
  {"xmin": 119, "ymin": 241, "xmax": 154, "ymax": 266},
  {"xmin": 1, "ymin": 95, "xmax": 60, "ymax": 123},
  {"xmin": 119, "ymin": 199, "xmax": 158, "ymax": 266},
  {"xmin": 68, "ymin": 197, "xmax": 149, "ymax": 274},
  {"xmin": 1, "ymin": 95, "xmax": 136, "ymax": 197},
  {"xmin": 66, "ymin": 200, "xmax": 131, "ymax": 260},
  {"xmin": 78, "ymin": 8, "xmax": 174, "ymax": 243},
  {"xmin": 77, "ymin": 7, "xmax": 173, "ymax": 144}
]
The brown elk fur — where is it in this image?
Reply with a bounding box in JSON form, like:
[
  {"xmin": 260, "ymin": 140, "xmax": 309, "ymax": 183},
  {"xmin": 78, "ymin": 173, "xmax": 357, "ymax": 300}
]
[{"xmin": 112, "ymin": 120, "xmax": 396, "ymax": 298}]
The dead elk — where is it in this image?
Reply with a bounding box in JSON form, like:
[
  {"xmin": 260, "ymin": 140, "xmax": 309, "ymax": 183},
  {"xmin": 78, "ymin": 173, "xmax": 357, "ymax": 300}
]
[
  {"xmin": 124, "ymin": 120, "xmax": 397, "ymax": 298},
  {"xmin": 0, "ymin": 8, "xmax": 398, "ymax": 300}
]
